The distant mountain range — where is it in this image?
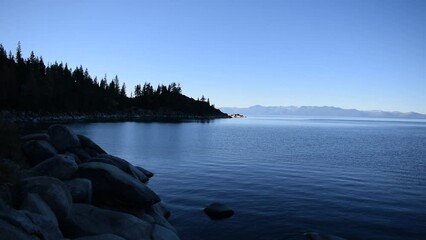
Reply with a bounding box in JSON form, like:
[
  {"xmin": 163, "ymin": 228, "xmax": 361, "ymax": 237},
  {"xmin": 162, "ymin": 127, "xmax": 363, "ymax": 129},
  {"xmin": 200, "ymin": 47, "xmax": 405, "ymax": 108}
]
[{"xmin": 220, "ymin": 105, "xmax": 426, "ymax": 119}]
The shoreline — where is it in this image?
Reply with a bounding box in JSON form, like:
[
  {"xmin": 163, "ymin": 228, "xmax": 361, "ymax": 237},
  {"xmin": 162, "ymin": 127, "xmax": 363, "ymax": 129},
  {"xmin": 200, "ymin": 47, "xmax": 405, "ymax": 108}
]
[{"xmin": 1, "ymin": 110, "xmax": 231, "ymax": 125}]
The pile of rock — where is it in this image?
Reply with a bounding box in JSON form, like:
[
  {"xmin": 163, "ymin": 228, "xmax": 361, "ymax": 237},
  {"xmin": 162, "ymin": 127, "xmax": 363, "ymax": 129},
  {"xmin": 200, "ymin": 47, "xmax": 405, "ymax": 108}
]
[{"xmin": 0, "ymin": 124, "xmax": 180, "ymax": 240}]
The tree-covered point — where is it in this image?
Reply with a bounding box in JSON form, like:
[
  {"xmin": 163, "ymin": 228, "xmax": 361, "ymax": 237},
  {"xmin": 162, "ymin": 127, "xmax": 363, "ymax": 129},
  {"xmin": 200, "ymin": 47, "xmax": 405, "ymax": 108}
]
[{"xmin": 0, "ymin": 43, "xmax": 227, "ymax": 117}]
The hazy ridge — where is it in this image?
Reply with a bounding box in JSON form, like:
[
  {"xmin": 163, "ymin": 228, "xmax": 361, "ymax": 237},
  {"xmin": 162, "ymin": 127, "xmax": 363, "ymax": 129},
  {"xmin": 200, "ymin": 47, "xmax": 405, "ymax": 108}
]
[{"xmin": 220, "ymin": 105, "xmax": 426, "ymax": 119}]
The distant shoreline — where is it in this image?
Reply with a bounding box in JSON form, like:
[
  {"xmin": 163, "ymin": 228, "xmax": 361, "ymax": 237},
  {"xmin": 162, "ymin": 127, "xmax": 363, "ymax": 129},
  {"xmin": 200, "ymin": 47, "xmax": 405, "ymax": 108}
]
[{"xmin": 1, "ymin": 110, "xmax": 230, "ymax": 125}]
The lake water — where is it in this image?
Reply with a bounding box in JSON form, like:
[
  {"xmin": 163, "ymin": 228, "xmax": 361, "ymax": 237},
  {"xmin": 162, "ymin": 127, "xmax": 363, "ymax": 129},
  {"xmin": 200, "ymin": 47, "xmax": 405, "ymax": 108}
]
[{"xmin": 67, "ymin": 117, "xmax": 426, "ymax": 240}]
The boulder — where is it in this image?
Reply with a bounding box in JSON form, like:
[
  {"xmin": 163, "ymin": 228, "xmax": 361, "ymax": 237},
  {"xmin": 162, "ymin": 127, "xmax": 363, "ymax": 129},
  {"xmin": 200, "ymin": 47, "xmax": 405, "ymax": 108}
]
[
  {"xmin": 19, "ymin": 176, "xmax": 72, "ymax": 220},
  {"xmin": 20, "ymin": 193, "xmax": 58, "ymax": 226},
  {"xmin": 69, "ymin": 147, "xmax": 92, "ymax": 163},
  {"xmin": 204, "ymin": 202, "xmax": 234, "ymax": 219},
  {"xmin": 147, "ymin": 203, "xmax": 177, "ymax": 233},
  {"xmin": 31, "ymin": 154, "xmax": 78, "ymax": 180},
  {"xmin": 78, "ymin": 134, "xmax": 107, "ymax": 155},
  {"xmin": 152, "ymin": 224, "xmax": 180, "ymax": 240},
  {"xmin": 22, "ymin": 140, "xmax": 57, "ymax": 166},
  {"xmin": 48, "ymin": 124, "xmax": 80, "ymax": 152},
  {"xmin": 0, "ymin": 199, "xmax": 63, "ymax": 240},
  {"xmin": 21, "ymin": 133, "xmax": 50, "ymax": 142},
  {"xmin": 90, "ymin": 154, "xmax": 149, "ymax": 183},
  {"xmin": 136, "ymin": 166, "xmax": 154, "ymax": 178},
  {"xmin": 77, "ymin": 162, "xmax": 160, "ymax": 208},
  {"xmin": 150, "ymin": 202, "xmax": 171, "ymax": 219},
  {"xmin": 64, "ymin": 178, "xmax": 92, "ymax": 204},
  {"xmin": 61, "ymin": 203, "xmax": 152, "ymax": 240},
  {"xmin": 65, "ymin": 152, "xmax": 82, "ymax": 164},
  {"xmin": 74, "ymin": 234, "xmax": 126, "ymax": 240},
  {"xmin": 0, "ymin": 219, "xmax": 37, "ymax": 240}
]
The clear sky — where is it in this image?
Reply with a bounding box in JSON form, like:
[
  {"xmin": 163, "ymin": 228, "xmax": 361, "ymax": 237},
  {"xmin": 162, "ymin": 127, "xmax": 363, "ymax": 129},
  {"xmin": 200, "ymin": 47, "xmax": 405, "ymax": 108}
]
[{"xmin": 1, "ymin": 0, "xmax": 425, "ymax": 113}]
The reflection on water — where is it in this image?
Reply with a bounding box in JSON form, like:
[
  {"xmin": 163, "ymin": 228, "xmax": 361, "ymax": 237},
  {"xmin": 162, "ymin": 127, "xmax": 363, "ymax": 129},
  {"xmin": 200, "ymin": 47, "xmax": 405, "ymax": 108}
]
[{"xmin": 68, "ymin": 117, "xmax": 426, "ymax": 240}]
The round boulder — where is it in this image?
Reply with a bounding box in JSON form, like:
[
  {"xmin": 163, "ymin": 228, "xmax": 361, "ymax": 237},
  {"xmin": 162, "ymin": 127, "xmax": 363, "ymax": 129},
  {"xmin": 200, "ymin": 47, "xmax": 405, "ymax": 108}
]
[
  {"xmin": 204, "ymin": 203, "xmax": 234, "ymax": 219},
  {"xmin": 64, "ymin": 178, "xmax": 92, "ymax": 204},
  {"xmin": 31, "ymin": 154, "xmax": 78, "ymax": 180},
  {"xmin": 22, "ymin": 140, "xmax": 57, "ymax": 166},
  {"xmin": 19, "ymin": 176, "xmax": 72, "ymax": 220},
  {"xmin": 61, "ymin": 203, "xmax": 152, "ymax": 240},
  {"xmin": 48, "ymin": 125, "xmax": 80, "ymax": 152},
  {"xmin": 77, "ymin": 162, "xmax": 160, "ymax": 208}
]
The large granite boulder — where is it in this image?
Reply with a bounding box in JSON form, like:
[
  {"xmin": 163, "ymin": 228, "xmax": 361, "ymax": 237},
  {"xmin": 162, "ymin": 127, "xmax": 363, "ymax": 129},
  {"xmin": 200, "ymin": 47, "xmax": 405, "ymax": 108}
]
[
  {"xmin": 78, "ymin": 134, "xmax": 107, "ymax": 155},
  {"xmin": 64, "ymin": 178, "xmax": 92, "ymax": 204},
  {"xmin": 77, "ymin": 162, "xmax": 160, "ymax": 208},
  {"xmin": 152, "ymin": 224, "xmax": 180, "ymax": 240},
  {"xmin": 74, "ymin": 234, "xmax": 126, "ymax": 240},
  {"xmin": 68, "ymin": 147, "xmax": 92, "ymax": 163},
  {"xmin": 0, "ymin": 199, "xmax": 63, "ymax": 240},
  {"xmin": 19, "ymin": 176, "xmax": 72, "ymax": 220},
  {"xmin": 89, "ymin": 154, "xmax": 149, "ymax": 183},
  {"xmin": 20, "ymin": 193, "xmax": 58, "ymax": 226},
  {"xmin": 21, "ymin": 133, "xmax": 50, "ymax": 142},
  {"xmin": 61, "ymin": 203, "xmax": 152, "ymax": 240},
  {"xmin": 48, "ymin": 124, "xmax": 80, "ymax": 152},
  {"xmin": 31, "ymin": 154, "xmax": 78, "ymax": 180},
  {"xmin": 22, "ymin": 140, "xmax": 57, "ymax": 166},
  {"xmin": 146, "ymin": 203, "xmax": 177, "ymax": 234}
]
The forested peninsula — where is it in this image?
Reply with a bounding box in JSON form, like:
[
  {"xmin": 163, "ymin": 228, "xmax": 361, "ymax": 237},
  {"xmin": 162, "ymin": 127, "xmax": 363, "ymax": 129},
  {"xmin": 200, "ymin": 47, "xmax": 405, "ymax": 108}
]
[{"xmin": 0, "ymin": 43, "xmax": 228, "ymax": 122}]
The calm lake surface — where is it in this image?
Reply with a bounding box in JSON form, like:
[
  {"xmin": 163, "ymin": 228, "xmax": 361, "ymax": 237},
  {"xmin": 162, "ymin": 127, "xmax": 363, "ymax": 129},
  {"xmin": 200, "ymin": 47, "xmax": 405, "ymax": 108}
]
[{"xmin": 67, "ymin": 117, "xmax": 426, "ymax": 240}]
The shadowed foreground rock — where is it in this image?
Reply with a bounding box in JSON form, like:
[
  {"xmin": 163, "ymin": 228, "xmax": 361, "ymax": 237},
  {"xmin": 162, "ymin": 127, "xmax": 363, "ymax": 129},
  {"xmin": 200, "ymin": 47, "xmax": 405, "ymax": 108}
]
[
  {"xmin": 0, "ymin": 124, "xmax": 180, "ymax": 240},
  {"xmin": 77, "ymin": 162, "xmax": 160, "ymax": 208}
]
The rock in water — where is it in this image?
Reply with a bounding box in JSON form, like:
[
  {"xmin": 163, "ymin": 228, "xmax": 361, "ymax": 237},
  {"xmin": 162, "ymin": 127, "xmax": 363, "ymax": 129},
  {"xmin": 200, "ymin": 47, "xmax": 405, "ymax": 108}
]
[
  {"xmin": 204, "ymin": 203, "xmax": 234, "ymax": 219},
  {"xmin": 61, "ymin": 203, "xmax": 152, "ymax": 240},
  {"xmin": 22, "ymin": 140, "xmax": 57, "ymax": 166},
  {"xmin": 77, "ymin": 162, "xmax": 160, "ymax": 208},
  {"xmin": 48, "ymin": 124, "xmax": 80, "ymax": 152},
  {"xmin": 31, "ymin": 154, "xmax": 78, "ymax": 180}
]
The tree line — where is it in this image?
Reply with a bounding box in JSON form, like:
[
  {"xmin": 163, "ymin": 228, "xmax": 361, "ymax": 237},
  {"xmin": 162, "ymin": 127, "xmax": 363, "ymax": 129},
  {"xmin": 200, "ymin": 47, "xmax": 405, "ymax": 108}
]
[{"xmin": 0, "ymin": 43, "xmax": 225, "ymax": 117}]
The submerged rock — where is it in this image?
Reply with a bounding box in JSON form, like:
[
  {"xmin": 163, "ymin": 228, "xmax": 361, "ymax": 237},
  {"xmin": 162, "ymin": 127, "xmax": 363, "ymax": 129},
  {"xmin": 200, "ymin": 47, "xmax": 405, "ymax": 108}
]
[
  {"xmin": 77, "ymin": 162, "xmax": 160, "ymax": 208},
  {"xmin": 204, "ymin": 202, "xmax": 234, "ymax": 219}
]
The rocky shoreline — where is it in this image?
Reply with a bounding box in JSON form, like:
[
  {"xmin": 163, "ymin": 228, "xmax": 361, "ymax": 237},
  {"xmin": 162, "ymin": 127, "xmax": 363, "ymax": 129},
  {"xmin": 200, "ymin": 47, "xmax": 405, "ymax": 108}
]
[
  {"xmin": 0, "ymin": 124, "xmax": 180, "ymax": 240},
  {"xmin": 1, "ymin": 111, "xmax": 231, "ymax": 124}
]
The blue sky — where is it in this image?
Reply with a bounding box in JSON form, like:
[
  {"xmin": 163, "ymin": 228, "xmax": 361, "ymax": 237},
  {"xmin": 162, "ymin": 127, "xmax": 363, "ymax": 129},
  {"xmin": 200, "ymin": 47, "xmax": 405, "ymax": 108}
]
[{"xmin": 1, "ymin": 0, "xmax": 425, "ymax": 113}]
